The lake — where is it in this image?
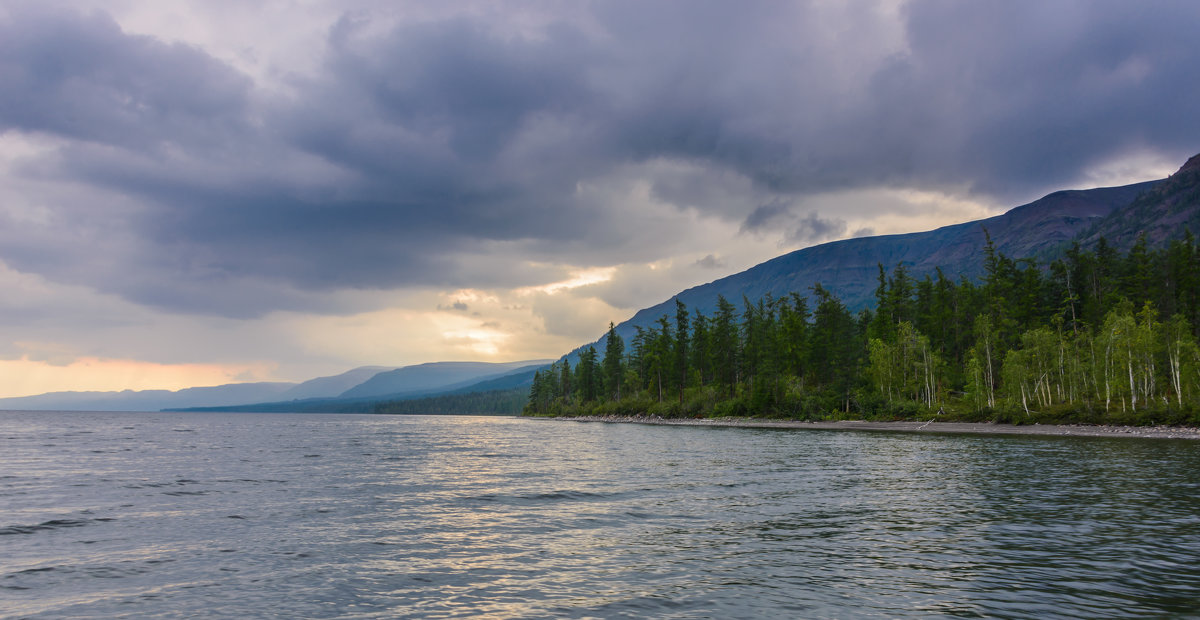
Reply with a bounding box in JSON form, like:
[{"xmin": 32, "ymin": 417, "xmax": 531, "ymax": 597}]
[{"xmin": 3, "ymin": 411, "xmax": 1199, "ymax": 618}]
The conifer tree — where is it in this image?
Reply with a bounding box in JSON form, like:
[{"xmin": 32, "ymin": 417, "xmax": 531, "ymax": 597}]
[
  {"xmin": 577, "ymin": 346, "xmax": 599, "ymax": 403},
  {"xmin": 602, "ymin": 323, "xmax": 624, "ymax": 401},
  {"xmin": 674, "ymin": 299, "xmax": 690, "ymax": 404},
  {"xmin": 713, "ymin": 295, "xmax": 739, "ymax": 397}
]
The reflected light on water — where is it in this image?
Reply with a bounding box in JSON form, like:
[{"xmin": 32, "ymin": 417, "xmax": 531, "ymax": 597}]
[{"xmin": 3, "ymin": 412, "xmax": 1200, "ymax": 618}]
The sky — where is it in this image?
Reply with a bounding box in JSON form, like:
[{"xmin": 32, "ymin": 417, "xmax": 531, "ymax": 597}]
[{"xmin": 1, "ymin": 0, "xmax": 1199, "ymax": 398}]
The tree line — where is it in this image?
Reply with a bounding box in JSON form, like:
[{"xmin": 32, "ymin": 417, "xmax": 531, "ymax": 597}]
[
  {"xmin": 372, "ymin": 388, "xmax": 528, "ymax": 415},
  {"xmin": 525, "ymin": 232, "xmax": 1200, "ymax": 425}
]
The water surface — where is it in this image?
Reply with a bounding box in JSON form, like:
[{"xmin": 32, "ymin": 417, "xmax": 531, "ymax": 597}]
[{"xmin": 3, "ymin": 412, "xmax": 1199, "ymax": 618}]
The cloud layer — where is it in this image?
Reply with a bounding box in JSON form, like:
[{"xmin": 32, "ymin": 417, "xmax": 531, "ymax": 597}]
[{"xmin": 0, "ymin": 0, "xmax": 1198, "ymax": 390}]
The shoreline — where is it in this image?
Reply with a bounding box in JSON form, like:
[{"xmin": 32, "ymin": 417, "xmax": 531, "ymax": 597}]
[{"xmin": 541, "ymin": 415, "xmax": 1200, "ymax": 440}]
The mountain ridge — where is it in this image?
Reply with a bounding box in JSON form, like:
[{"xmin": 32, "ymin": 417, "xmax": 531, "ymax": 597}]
[
  {"xmin": 169, "ymin": 362, "xmax": 552, "ymax": 413},
  {"xmin": 573, "ymin": 177, "xmax": 1163, "ymax": 361},
  {"xmin": 338, "ymin": 360, "xmax": 554, "ymax": 399},
  {"xmin": 0, "ymin": 382, "xmax": 296, "ymax": 413},
  {"xmin": 278, "ymin": 366, "xmax": 396, "ymax": 401},
  {"xmin": 1081, "ymin": 155, "xmax": 1200, "ymax": 248},
  {"xmin": 0, "ymin": 360, "xmax": 552, "ymax": 412}
]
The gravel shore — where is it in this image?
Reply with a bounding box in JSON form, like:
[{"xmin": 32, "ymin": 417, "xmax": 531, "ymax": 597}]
[{"xmin": 544, "ymin": 416, "xmax": 1200, "ymax": 440}]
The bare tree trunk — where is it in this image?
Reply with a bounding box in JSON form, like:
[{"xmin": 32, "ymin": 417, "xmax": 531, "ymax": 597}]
[
  {"xmin": 984, "ymin": 338, "xmax": 995, "ymax": 409},
  {"xmin": 1128, "ymin": 348, "xmax": 1137, "ymax": 411},
  {"xmin": 1170, "ymin": 344, "xmax": 1183, "ymax": 405}
]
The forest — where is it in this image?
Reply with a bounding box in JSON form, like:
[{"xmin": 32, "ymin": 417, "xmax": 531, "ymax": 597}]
[
  {"xmin": 372, "ymin": 387, "xmax": 528, "ymax": 415},
  {"xmin": 524, "ymin": 232, "xmax": 1200, "ymax": 425}
]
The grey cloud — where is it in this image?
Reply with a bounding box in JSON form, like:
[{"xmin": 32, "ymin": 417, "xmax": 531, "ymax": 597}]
[
  {"xmin": 741, "ymin": 201, "xmax": 846, "ymax": 245},
  {"xmin": 852, "ymin": 227, "xmax": 876, "ymax": 239},
  {"xmin": 0, "ymin": 5, "xmax": 251, "ymax": 149},
  {"xmin": 695, "ymin": 254, "xmax": 726, "ymax": 270},
  {"xmin": 297, "ymin": 0, "xmax": 1200, "ymax": 211},
  {"xmin": 786, "ymin": 212, "xmax": 848, "ymax": 245},
  {"xmin": 2, "ymin": 1, "xmax": 1199, "ymax": 319},
  {"xmin": 741, "ymin": 201, "xmax": 793, "ymax": 233},
  {"xmin": 866, "ymin": 0, "xmax": 1200, "ymax": 198}
]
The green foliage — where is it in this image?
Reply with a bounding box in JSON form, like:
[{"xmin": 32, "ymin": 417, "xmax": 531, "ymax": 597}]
[
  {"xmin": 525, "ymin": 234, "xmax": 1200, "ymax": 426},
  {"xmin": 374, "ymin": 388, "xmax": 529, "ymax": 415},
  {"xmin": 602, "ymin": 323, "xmax": 625, "ymax": 400}
]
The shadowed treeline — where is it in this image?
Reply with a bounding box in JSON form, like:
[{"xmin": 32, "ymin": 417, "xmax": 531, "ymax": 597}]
[{"xmin": 527, "ymin": 233, "xmax": 1200, "ymax": 426}]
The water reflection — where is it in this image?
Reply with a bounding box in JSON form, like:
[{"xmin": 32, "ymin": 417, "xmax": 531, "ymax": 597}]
[{"xmin": 3, "ymin": 412, "xmax": 1200, "ymax": 618}]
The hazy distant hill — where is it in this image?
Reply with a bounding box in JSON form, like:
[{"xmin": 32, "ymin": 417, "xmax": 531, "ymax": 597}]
[
  {"xmin": 172, "ymin": 362, "xmax": 553, "ymax": 413},
  {"xmin": 0, "ymin": 382, "xmax": 296, "ymax": 412},
  {"xmin": 295, "ymin": 364, "xmax": 549, "ymax": 415},
  {"xmin": 437, "ymin": 364, "xmax": 545, "ymax": 394},
  {"xmin": 0, "ymin": 361, "xmax": 548, "ymax": 412},
  {"xmin": 277, "ymin": 366, "xmax": 396, "ymax": 401},
  {"xmin": 338, "ymin": 360, "xmax": 553, "ymax": 399}
]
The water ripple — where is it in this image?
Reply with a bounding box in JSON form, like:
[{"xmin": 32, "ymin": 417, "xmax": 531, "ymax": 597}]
[{"xmin": 3, "ymin": 412, "xmax": 1200, "ymax": 618}]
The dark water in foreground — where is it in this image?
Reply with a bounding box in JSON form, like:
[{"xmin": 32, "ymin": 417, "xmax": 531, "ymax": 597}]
[{"xmin": 3, "ymin": 412, "xmax": 1200, "ymax": 618}]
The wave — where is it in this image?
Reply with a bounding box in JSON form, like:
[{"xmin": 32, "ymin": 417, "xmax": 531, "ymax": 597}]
[{"xmin": 0, "ymin": 517, "xmax": 114, "ymax": 536}]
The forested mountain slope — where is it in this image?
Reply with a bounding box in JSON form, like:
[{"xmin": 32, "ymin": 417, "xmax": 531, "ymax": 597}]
[
  {"xmin": 529, "ymin": 153, "xmax": 1200, "ymax": 424},
  {"xmin": 1082, "ymin": 154, "xmax": 1200, "ymax": 248},
  {"xmin": 582, "ymin": 177, "xmax": 1161, "ymax": 359}
]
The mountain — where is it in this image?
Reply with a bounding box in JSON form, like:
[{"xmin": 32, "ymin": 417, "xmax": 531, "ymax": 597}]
[
  {"xmin": 572, "ymin": 178, "xmax": 1160, "ymax": 360},
  {"xmin": 0, "ymin": 361, "xmax": 548, "ymax": 412},
  {"xmin": 1082, "ymin": 154, "xmax": 1200, "ymax": 248},
  {"xmin": 166, "ymin": 357, "xmax": 554, "ymax": 410},
  {"xmin": 0, "ymin": 382, "xmax": 296, "ymax": 412},
  {"xmin": 433, "ymin": 364, "xmax": 546, "ymax": 395},
  {"xmin": 277, "ymin": 366, "xmax": 396, "ymax": 401},
  {"xmin": 338, "ymin": 360, "xmax": 553, "ymax": 399},
  {"xmin": 564, "ymin": 153, "xmax": 1200, "ymax": 361},
  {"xmin": 326, "ymin": 363, "xmax": 550, "ymax": 416}
]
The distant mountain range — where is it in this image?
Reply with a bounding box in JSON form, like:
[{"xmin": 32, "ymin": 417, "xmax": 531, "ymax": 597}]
[
  {"xmin": 0, "ymin": 382, "xmax": 298, "ymax": 413},
  {"xmin": 0, "ymin": 360, "xmax": 552, "ymax": 412},
  {"xmin": 569, "ymin": 152, "xmax": 1200, "ymax": 359},
  {"xmin": 279, "ymin": 366, "xmax": 397, "ymax": 401},
  {"xmin": 340, "ymin": 361, "xmax": 546, "ymax": 399}
]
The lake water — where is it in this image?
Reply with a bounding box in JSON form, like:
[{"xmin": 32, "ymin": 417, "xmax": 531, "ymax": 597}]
[{"xmin": 2, "ymin": 411, "xmax": 1200, "ymax": 618}]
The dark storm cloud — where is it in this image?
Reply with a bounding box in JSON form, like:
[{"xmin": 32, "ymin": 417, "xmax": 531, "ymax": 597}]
[
  {"xmin": 0, "ymin": 5, "xmax": 251, "ymax": 148},
  {"xmin": 741, "ymin": 201, "xmax": 793, "ymax": 233},
  {"xmin": 786, "ymin": 212, "xmax": 849, "ymax": 245},
  {"xmin": 321, "ymin": 15, "xmax": 596, "ymax": 163},
  {"xmin": 1, "ymin": 1, "xmax": 1199, "ymax": 317},
  {"xmin": 741, "ymin": 200, "xmax": 847, "ymax": 245},
  {"xmin": 270, "ymin": 13, "xmax": 618, "ymax": 248},
  {"xmin": 870, "ymin": 0, "xmax": 1200, "ymax": 195}
]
